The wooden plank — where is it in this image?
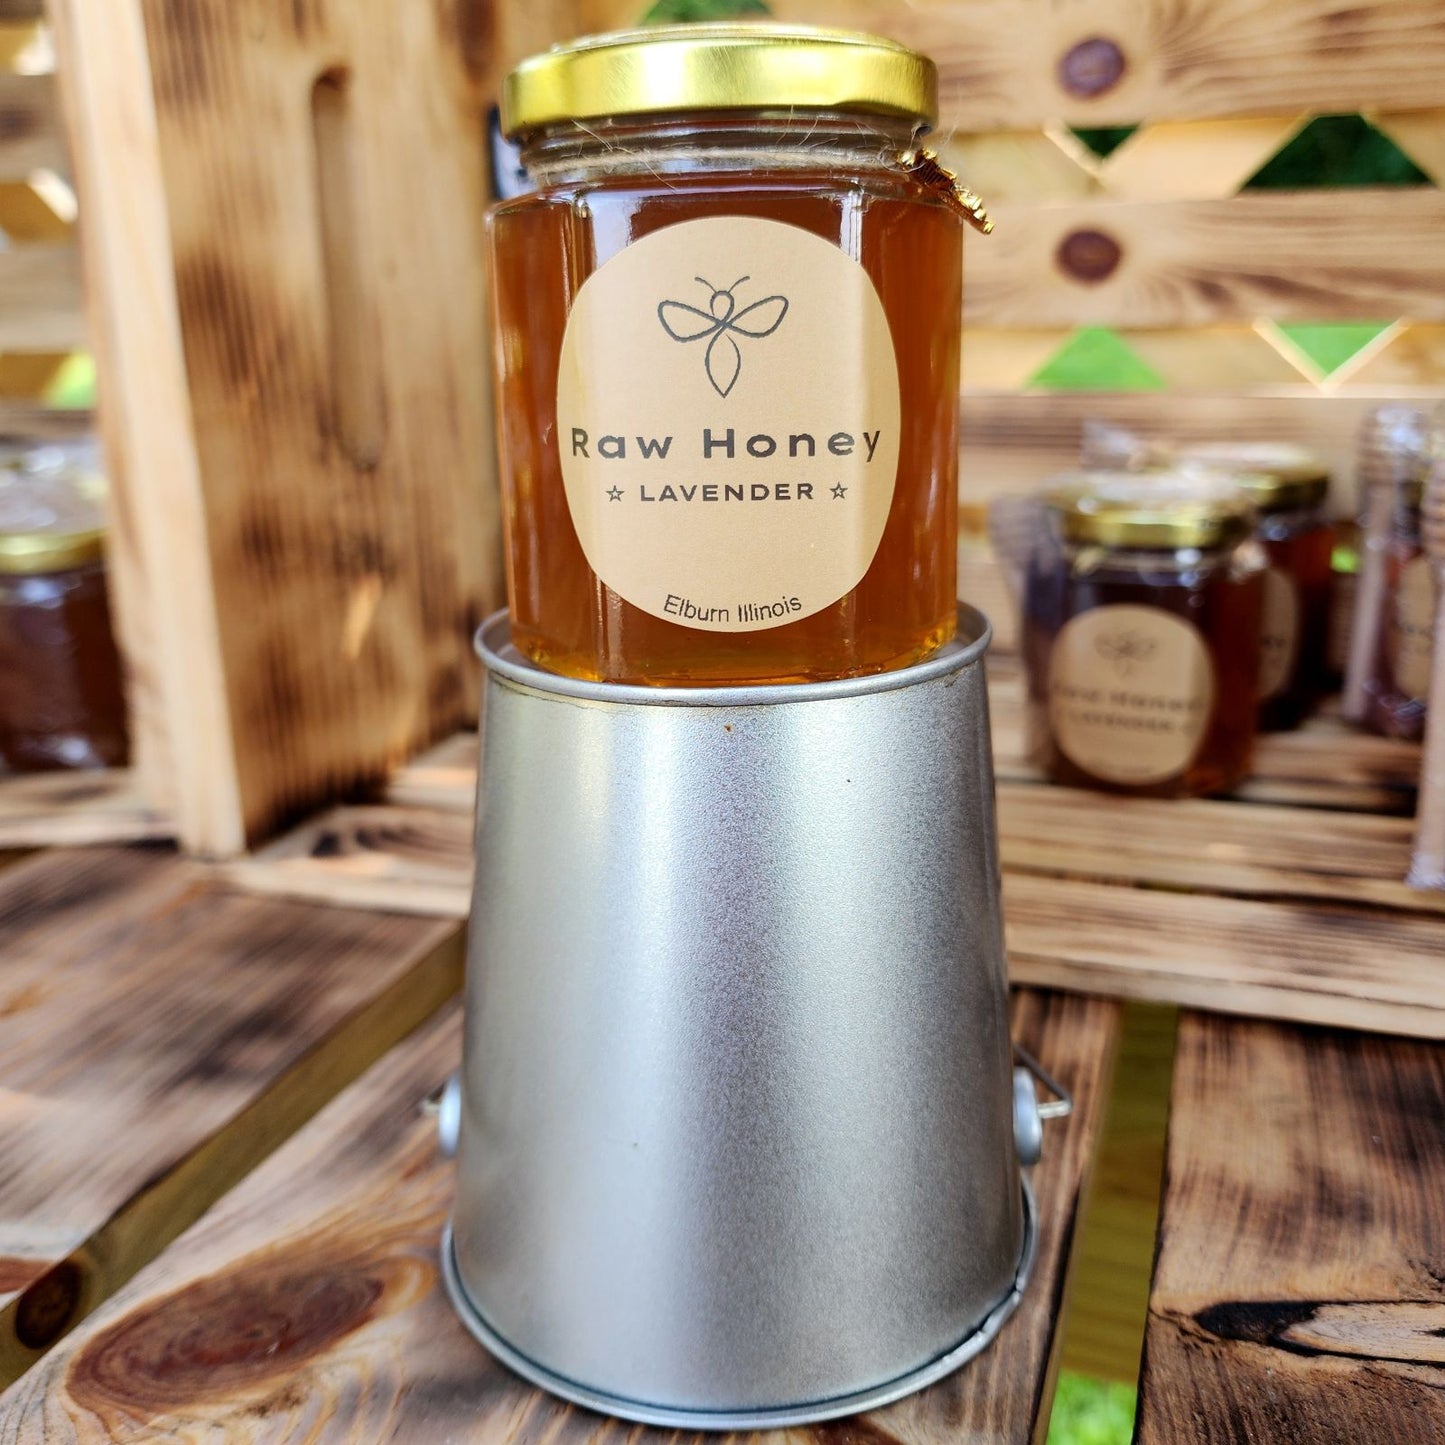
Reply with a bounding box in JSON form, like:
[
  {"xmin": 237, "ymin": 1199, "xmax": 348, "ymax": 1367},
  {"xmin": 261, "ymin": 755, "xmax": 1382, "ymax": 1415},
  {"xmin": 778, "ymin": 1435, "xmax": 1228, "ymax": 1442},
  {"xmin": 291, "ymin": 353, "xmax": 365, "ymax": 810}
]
[
  {"xmin": 1004, "ymin": 871, "xmax": 1445, "ymax": 1040},
  {"xmin": 0, "ymin": 769, "xmax": 171, "ymax": 847},
  {"xmin": 220, "ymin": 801, "xmax": 474, "ymax": 916},
  {"xmin": 997, "ymin": 782, "xmax": 1441, "ymax": 913},
  {"xmin": 958, "ymin": 393, "xmax": 1445, "ymax": 509},
  {"xmin": 1136, "ymin": 1012, "xmax": 1445, "ymax": 1442},
  {"xmin": 0, "ymin": 989, "xmax": 1121, "ymax": 1444},
  {"xmin": 966, "ymin": 190, "xmax": 1445, "ymax": 330},
  {"xmin": 1096, "ymin": 116, "xmax": 1309, "ymax": 201},
  {"xmin": 50, "ymin": 0, "xmax": 506, "ymax": 854},
  {"xmin": 0, "ymin": 245, "xmax": 82, "ymax": 351},
  {"xmin": 769, "ymin": 0, "xmax": 1445, "ymax": 130},
  {"xmin": 0, "ymin": 845, "xmax": 464, "ymax": 1385},
  {"xmin": 0, "ymin": 405, "xmax": 92, "ymax": 442},
  {"xmin": 0, "ymin": 74, "xmax": 66, "ymax": 178},
  {"xmin": 48, "ymin": 0, "xmax": 238, "ymax": 848}
]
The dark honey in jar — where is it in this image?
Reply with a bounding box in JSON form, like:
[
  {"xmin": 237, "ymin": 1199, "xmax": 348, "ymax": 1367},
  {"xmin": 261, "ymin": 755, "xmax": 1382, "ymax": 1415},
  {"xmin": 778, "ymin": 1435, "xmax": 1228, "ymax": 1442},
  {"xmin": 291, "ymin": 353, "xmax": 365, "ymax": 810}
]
[
  {"xmin": 1176, "ymin": 444, "xmax": 1334, "ymax": 731},
  {"xmin": 1023, "ymin": 473, "xmax": 1264, "ymax": 799},
  {"xmin": 490, "ymin": 25, "xmax": 987, "ymax": 684},
  {"xmin": 0, "ymin": 470, "xmax": 128, "ymax": 771}
]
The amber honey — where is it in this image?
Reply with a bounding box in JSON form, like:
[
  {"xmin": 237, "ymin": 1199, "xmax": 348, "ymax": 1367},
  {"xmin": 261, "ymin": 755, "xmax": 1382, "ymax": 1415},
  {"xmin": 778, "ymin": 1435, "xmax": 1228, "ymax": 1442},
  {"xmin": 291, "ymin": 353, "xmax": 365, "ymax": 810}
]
[
  {"xmin": 490, "ymin": 27, "xmax": 976, "ymax": 685},
  {"xmin": 1023, "ymin": 474, "xmax": 1263, "ymax": 799}
]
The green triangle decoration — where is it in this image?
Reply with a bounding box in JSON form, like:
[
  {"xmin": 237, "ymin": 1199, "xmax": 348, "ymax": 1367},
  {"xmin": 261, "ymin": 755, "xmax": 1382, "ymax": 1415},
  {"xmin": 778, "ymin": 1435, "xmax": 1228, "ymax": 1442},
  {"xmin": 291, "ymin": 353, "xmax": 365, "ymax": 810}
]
[
  {"xmin": 1029, "ymin": 328, "xmax": 1167, "ymax": 392},
  {"xmin": 1245, "ymin": 115, "xmax": 1429, "ymax": 189},
  {"xmin": 1069, "ymin": 126, "xmax": 1138, "ymax": 160},
  {"xmin": 1276, "ymin": 322, "xmax": 1396, "ymax": 376}
]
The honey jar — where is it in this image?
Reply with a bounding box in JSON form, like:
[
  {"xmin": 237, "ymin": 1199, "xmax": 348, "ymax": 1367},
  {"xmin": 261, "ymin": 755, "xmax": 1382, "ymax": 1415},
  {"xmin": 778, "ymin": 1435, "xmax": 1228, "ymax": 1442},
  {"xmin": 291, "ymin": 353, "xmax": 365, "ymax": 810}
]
[
  {"xmin": 1023, "ymin": 473, "xmax": 1264, "ymax": 798},
  {"xmin": 1365, "ymin": 470, "xmax": 1435, "ymax": 740},
  {"xmin": 1175, "ymin": 443, "xmax": 1333, "ymax": 731},
  {"xmin": 0, "ymin": 461, "xmax": 129, "ymax": 771},
  {"xmin": 489, "ymin": 25, "xmax": 986, "ymax": 684}
]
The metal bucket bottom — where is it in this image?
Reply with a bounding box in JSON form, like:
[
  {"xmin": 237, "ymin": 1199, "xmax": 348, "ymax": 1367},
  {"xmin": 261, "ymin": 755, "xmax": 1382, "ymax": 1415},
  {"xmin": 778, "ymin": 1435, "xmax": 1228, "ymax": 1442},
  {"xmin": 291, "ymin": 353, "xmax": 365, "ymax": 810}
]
[{"xmin": 440, "ymin": 1178, "xmax": 1037, "ymax": 1431}]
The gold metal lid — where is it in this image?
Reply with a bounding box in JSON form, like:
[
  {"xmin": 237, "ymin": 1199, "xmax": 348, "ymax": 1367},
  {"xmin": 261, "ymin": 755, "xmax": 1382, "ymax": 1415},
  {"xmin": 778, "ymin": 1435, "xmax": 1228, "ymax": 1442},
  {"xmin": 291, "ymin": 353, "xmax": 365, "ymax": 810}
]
[
  {"xmin": 1045, "ymin": 471, "xmax": 1256, "ymax": 551},
  {"xmin": 1174, "ymin": 442, "xmax": 1329, "ymax": 513},
  {"xmin": 0, "ymin": 525, "xmax": 105, "ymax": 574},
  {"xmin": 501, "ymin": 24, "xmax": 939, "ymax": 138}
]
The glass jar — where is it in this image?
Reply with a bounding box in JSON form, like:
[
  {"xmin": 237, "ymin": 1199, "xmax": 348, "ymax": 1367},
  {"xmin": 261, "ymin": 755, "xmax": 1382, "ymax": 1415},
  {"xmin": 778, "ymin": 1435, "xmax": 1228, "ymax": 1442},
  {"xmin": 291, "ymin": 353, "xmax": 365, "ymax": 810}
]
[
  {"xmin": 489, "ymin": 25, "xmax": 987, "ymax": 684},
  {"xmin": 1365, "ymin": 474, "xmax": 1435, "ymax": 739},
  {"xmin": 0, "ymin": 464, "xmax": 129, "ymax": 771},
  {"xmin": 1023, "ymin": 473, "xmax": 1264, "ymax": 798},
  {"xmin": 1169, "ymin": 443, "xmax": 1334, "ymax": 731}
]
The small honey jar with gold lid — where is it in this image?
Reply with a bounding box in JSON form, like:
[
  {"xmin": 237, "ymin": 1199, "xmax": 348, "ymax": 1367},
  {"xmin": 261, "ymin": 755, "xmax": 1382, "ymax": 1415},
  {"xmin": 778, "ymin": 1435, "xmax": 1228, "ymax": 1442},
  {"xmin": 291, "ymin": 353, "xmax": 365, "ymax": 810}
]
[
  {"xmin": 0, "ymin": 455, "xmax": 129, "ymax": 772},
  {"xmin": 489, "ymin": 24, "xmax": 989, "ymax": 685},
  {"xmin": 1023, "ymin": 472, "xmax": 1264, "ymax": 798},
  {"xmin": 1175, "ymin": 442, "xmax": 1333, "ymax": 731}
]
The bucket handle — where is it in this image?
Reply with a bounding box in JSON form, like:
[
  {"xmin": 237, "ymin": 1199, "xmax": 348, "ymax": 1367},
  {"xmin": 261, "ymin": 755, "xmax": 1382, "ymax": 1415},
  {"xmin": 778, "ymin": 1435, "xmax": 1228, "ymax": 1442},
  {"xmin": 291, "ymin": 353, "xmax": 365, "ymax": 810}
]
[{"xmin": 1011, "ymin": 1044, "xmax": 1073, "ymax": 1167}]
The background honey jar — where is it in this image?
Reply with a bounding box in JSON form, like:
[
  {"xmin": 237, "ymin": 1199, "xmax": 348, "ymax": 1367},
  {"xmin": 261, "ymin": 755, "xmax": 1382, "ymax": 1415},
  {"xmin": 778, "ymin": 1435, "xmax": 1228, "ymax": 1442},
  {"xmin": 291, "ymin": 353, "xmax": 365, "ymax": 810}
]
[
  {"xmin": 1174, "ymin": 443, "xmax": 1334, "ymax": 732},
  {"xmin": 1023, "ymin": 473, "xmax": 1264, "ymax": 799}
]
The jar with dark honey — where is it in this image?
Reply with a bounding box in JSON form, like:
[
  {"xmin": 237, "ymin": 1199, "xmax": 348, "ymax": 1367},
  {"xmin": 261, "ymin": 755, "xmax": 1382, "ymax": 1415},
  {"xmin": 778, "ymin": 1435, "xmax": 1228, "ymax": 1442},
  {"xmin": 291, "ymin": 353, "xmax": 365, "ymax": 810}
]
[
  {"xmin": 1365, "ymin": 472, "xmax": 1435, "ymax": 740},
  {"xmin": 1023, "ymin": 473, "xmax": 1264, "ymax": 798},
  {"xmin": 1175, "ymin": 444, "xmax": 1333, "ymax": 731},
  {"xmin": 489, "ymin": 25, "xmax": 987, "ymax": 684},
  {"xmin": 0, "ymin": 464, "xmax": 129, "ymax": 771}
]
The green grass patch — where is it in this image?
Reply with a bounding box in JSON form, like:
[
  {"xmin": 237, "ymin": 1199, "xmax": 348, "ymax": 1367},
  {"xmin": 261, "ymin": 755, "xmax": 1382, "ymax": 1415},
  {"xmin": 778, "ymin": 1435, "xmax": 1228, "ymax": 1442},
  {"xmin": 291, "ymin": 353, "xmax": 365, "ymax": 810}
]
[{"xmin": 1046, "ymin": 1371, "xmax": 1138, "ymax": 1445}]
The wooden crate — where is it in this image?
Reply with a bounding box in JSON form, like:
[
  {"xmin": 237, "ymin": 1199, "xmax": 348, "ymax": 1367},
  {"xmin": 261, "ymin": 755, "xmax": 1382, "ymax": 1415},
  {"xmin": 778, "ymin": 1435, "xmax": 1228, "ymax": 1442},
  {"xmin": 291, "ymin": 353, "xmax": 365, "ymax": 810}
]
[
  {"xmin": 19, "ymin": 0, "xmax": 1445, "ymax": 862},
  {"xmin": 32, "ymin": 0, "xmax": 522, "ymax": 857}
]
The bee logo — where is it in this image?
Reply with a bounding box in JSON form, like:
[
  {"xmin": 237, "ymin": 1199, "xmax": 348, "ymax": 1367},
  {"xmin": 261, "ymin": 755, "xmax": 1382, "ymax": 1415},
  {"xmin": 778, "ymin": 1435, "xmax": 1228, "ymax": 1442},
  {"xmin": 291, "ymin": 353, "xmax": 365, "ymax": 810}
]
[
  {"xmin": 657, "ymin": 275, "xmax": 789, "ymax": 398},
  {"xmin": 1095, "ymin": 630, "xmax": 1157, "ymax": 678}
]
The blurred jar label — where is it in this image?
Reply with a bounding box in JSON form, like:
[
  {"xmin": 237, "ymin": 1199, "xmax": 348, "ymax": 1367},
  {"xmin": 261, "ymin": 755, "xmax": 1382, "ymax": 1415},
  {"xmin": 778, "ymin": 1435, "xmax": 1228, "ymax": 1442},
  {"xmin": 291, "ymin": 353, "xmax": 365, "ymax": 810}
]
[
  {"xmin": 555, "ymin": 216, "xmax": 900, "ymax": 631},
  {"xmin": 1050, "ymin": 604, "xmax": 1214, "ymax": 785},
  {"xmin": 1258, "ymin": 567, "xmax": 1300, "ymax": 701},
  {"xmin": 1391, "ymin": 554, "xmax": 1437, "ymax": 701}
]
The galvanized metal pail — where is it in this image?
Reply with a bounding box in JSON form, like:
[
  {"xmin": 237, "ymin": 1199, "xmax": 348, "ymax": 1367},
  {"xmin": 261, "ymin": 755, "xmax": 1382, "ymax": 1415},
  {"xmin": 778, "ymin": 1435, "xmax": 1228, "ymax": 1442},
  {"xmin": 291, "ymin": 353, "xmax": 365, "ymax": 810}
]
[{"xmin": 443, "ymin": 605, "xmax": 1036, "ymax": 1427}]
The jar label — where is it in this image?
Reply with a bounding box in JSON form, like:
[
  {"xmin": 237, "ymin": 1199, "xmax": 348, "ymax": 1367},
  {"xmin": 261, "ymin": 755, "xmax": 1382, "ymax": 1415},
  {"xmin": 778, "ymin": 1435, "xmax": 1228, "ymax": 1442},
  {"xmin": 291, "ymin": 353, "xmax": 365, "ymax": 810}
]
[
  {"xmin": 1258, "ymin": 566, "xmax": 1300, "ymax": 701},
  {"xmin": 1391, "ymin": 554, "xmax": 1437, "ymax": 701},
  {"xmin": 555, "ymin": 217, "xmax": 901, "ymax": 631},
  {"xmin": 1049, "ymin": 604, "xmax": 1215, "ymax": 785}
]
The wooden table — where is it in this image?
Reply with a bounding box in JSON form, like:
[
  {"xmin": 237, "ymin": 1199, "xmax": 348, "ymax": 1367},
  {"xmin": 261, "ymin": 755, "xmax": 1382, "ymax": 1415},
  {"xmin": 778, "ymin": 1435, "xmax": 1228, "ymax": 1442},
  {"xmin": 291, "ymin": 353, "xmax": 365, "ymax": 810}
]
[{"xmin": 0, "ymin": 663, "xmax": 1442, "ymax": 1441}]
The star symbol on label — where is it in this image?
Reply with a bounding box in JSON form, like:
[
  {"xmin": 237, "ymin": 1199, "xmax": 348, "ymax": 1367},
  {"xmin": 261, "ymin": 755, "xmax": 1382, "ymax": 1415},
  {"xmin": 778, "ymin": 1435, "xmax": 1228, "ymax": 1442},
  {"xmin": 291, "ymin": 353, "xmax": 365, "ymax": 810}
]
[
  {"xmin": 831, "ymin": 483, "xmax": 847, "ymax": 499},
  {"xmin": 606, "ymin": 486, "xmax": 624, "ymax": 501}
]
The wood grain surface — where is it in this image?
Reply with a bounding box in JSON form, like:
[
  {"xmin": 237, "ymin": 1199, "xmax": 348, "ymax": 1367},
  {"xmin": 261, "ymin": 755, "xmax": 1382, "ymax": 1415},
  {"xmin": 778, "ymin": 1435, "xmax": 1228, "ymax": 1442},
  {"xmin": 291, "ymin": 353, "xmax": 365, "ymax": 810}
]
[
  {"xmin": 1136, "ymin": 1012, "xmax": 1445, "ymax": 1442},
  {"xmin": 0, "ymin": 990, "xmax": 1120, "ymax": 1444},
  {"xmin": 577, "ymin": 0, "xmax": 1445, "ymax": 130},
  {"xmin": 0, "ymin": 245, "xmax": 82, "ymax": 352},
  {"xmin": 50, "ymin": 0, "xmax": 504, "ymax": 854},
  {"xmin": 960, "ymin": 393, "xmax": 1445, "ymax": 511},
  {"xmin": 0, "ymin": 74, "xmax": 66, "ymax": 179},
  {"xmin": 0, "ymin": 770, "xmax": 171, "ymax": 848},
  {"xmin": 1004, "ymin": 871, "xmax": 1445, "ymax": 1040},
  {"xmin": 0, "ymin": 846, "xmax": 464, "ymax": 1386},
  {"xmin": 966, "ymin": 189, "xmax": 1445, "ymax": 330}
]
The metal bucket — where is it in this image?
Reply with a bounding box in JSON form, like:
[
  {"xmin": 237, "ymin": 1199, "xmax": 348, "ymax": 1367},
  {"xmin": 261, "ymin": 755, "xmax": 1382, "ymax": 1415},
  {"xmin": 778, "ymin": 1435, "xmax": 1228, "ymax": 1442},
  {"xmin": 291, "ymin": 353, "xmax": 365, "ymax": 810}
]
[{"xmin": 443, "ymin": 606, "xmax": 1037, "ymax": 1427}]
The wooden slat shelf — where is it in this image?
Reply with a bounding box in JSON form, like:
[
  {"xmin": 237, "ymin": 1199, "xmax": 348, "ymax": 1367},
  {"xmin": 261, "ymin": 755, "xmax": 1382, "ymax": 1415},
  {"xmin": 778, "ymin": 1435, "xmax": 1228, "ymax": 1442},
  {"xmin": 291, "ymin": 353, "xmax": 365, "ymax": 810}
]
[
  {"xmin": 0, "ymin": 989, "xmax": 1121, "ymax": 1443},
  {"xmin": 968, "ymin": 190, "xmax": 1445, "ymax": 330},
  {"xmin": 0, "ymin": 847, "xmax": 463, "ymax": 1388},
  {"xmin": 212, "ymin": 667, "xmax": 1443, "ymax": 1041},
  {"xmin": 0, "ymin": 770, "xmax": 170, "ymax": 849},
  {"xmin": 1137, "ymin": 1012, "xmax": 1445, "ymax": 1441}
]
